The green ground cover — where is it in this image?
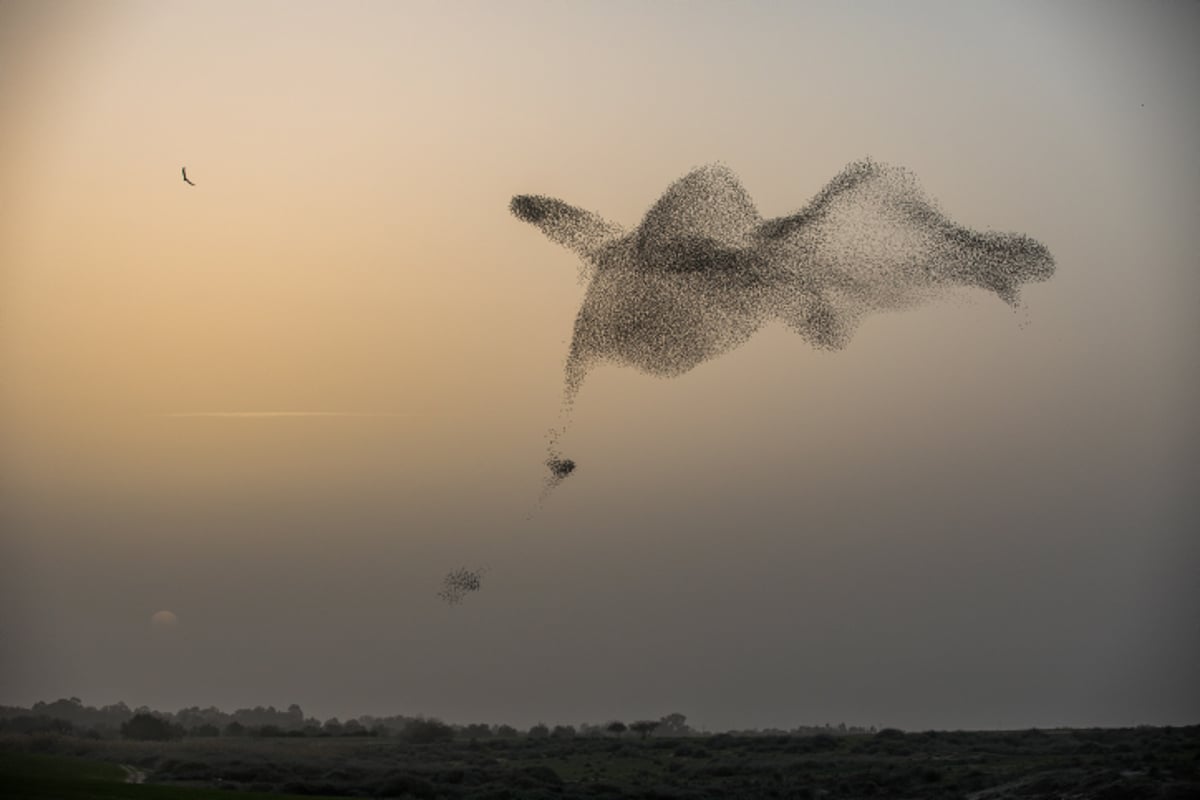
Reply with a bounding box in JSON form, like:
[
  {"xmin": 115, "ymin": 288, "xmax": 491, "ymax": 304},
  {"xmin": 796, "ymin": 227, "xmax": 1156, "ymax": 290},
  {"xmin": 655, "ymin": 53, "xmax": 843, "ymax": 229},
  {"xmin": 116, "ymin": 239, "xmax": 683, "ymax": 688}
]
[
  {"xmin": 0, "ymin": 752, "xmax": 339, "ymax": 800},
  {"xmin": 2, "ymin": 725, "xmax": 1197, "ymax": 799}
]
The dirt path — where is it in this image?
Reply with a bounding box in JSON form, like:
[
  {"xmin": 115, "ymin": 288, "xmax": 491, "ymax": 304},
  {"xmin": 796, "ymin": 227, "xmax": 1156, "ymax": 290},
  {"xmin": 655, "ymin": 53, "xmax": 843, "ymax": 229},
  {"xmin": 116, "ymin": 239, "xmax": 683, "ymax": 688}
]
[{"xmin": 120, "ymin": 764, "xmax": 147, "ymax": 784}]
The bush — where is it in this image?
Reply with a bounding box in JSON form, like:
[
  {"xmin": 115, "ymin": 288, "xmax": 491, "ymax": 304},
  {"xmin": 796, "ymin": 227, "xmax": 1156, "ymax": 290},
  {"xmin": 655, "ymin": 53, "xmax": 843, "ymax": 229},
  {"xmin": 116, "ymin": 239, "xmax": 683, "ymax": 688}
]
[
  {"xmin": 374, "ymin": 772, "xmax": 437, "ymax": 798},
  {"xmin": 403, "ymin": 718, "xmax": 455, "ymax": 744},
  {"xmin": 810, "ymin": 733, "xmax": 840, "ymax": 751},
  {"xmin": 519, "ymin": 765, "xmax": 562, "ymax": 785},
  {"xmin": 120, "ymin": 713, "xmax": 182, "ymax": 741}
]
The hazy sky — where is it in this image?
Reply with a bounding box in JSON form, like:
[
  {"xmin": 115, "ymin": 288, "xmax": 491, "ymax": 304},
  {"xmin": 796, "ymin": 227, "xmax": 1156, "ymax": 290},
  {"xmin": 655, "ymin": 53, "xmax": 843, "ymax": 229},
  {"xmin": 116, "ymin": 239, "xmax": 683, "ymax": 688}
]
[{"xmin": 1, "ymin": 0, "xmax": 1197, "ymax": 731}]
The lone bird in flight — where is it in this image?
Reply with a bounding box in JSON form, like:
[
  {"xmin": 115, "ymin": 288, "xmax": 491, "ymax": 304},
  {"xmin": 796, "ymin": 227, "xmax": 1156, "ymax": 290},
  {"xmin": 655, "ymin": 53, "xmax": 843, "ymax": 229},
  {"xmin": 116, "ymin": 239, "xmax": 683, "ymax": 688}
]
[{"xmin": 181, "ymin": 167, "xmax": 195, "ymax": 186}]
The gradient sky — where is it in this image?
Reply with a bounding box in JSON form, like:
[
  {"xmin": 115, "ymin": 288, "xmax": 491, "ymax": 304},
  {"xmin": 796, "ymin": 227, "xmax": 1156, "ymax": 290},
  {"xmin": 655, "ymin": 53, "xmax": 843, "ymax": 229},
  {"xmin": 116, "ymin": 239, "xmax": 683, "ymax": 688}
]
[{"xmin": 1, "ymin": 1, "xmax": 1197, "ymax": 731}]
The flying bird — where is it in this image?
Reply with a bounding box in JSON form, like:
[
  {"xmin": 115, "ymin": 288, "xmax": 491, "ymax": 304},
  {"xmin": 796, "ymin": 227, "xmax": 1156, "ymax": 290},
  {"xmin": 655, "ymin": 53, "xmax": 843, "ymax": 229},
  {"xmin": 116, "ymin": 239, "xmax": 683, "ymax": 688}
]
[
  {"xmin": 181, "ymin": 167, "xmax": 195, "ymax": 186},
  {"xmin": 512, "ymin": 159, "xmax": 1055, "ymax": 399}
]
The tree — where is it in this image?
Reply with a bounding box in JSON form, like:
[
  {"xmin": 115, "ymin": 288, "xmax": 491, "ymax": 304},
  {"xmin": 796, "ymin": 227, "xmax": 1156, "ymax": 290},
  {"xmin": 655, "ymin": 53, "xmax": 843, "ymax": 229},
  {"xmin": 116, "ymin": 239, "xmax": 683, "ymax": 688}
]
[
  {"xmin": 658, "ymin": 713, "xmax": 691, "ymax": 736},
  {"xmin": 223, "ymin": 721, "xmax": 246, "ymax": 737},
  {"xmin": 402, "ymin": 718, "xmax": 455, "ymax": 744},
  {"xmin": 551, "ymin": 724, "xmax": 576, "ymax": 739},
  {"xmin": 462, "ymin": 723, "xmax": 492, "ymax": 740},
  {"xmin": 528, "ymin": 723, "xmax": 550, "ymax": 738},
  {"xmin": 606, "ymin": 721, "xmax": 627, "ymax": 737},
  {"xmin": 630, "ymin": 720, "xmax": 660, "ymax": 739},
  {"xmin": 121, "ymin": 713, "xmax": 180, "ymax": 741},
  {"xmin": 1, "ymin": 716, "xmax": 74, "ymax": 735}
]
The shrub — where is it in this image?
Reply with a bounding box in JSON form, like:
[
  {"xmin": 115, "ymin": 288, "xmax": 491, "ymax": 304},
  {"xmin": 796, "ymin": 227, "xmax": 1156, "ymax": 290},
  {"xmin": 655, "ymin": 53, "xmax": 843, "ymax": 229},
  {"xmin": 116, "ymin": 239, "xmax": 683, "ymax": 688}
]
[
  {"xmin": 120, "ymin": 713, "xmax": 182, "ymax": 741},
  {"xmin": 402, "ymin": 718, "xmax": 455, "ymax": 744}
]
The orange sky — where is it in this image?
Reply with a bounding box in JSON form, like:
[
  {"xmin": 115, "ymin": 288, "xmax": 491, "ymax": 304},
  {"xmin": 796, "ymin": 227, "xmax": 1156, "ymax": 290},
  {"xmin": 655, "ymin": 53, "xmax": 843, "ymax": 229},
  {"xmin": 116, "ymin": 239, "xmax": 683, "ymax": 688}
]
[{"xmin": 1, "ymin": 1, "xmax": 1196, "ymax": 729}]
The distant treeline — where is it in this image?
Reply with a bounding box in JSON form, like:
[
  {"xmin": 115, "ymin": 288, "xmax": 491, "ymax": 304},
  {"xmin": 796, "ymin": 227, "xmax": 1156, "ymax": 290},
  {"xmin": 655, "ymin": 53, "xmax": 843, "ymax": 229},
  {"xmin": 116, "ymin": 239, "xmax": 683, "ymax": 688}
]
[{"xmin": 0, "ymin": 698, "xmax": 876, "ymax": 742}]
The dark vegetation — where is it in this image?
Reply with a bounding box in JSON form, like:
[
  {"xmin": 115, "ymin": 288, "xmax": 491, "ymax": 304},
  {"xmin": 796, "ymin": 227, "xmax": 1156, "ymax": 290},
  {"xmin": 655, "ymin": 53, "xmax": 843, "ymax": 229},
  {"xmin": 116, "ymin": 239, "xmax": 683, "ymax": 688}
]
[
  {"xmin": 0, "ymin": 751, "xmax": 338, "ymax": 799},
  {"xmin": 0, "ymin": 700, "xmax": 845, "ymax": 743},
  {"xmin": 1, "ymin": 700, "xmax": 1197, "ymax": 799}
]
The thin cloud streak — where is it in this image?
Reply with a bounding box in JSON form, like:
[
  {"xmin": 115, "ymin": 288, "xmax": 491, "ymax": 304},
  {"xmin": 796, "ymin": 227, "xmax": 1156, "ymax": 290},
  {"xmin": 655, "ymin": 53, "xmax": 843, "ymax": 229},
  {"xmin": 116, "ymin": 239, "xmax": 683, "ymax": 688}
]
[{"xmin": 160, "ymin": 412, "xmax": 409, "ymax": 418}]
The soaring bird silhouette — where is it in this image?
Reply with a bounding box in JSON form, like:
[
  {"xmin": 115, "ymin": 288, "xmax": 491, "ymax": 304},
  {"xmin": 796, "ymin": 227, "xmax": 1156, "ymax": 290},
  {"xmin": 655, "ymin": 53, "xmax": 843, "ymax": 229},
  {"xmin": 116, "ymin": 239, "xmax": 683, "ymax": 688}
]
[{"xmin": 181, "ymin": 167, "xmax": 195, "ymax": 186}]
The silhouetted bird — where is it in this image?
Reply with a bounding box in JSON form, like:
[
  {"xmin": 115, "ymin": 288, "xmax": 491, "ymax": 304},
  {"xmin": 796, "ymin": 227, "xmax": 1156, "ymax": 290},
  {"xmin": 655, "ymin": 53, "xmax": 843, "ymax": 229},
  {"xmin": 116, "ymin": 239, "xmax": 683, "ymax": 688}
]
[{"xmin": 182, "ymin": 167, "xmax": 195, "ymax": 186}]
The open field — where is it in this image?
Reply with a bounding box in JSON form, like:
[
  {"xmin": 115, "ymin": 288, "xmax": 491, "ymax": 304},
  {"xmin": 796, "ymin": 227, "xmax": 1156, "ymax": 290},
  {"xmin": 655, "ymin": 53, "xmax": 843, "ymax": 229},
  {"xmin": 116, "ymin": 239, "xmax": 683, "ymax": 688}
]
[
  {"xmin": 2, "ymin": 726, "xmax": 1198, "ymax": 799},
  {"xmin": 0, "ymin": 751, "xmax": 340, "ymax": 800}
]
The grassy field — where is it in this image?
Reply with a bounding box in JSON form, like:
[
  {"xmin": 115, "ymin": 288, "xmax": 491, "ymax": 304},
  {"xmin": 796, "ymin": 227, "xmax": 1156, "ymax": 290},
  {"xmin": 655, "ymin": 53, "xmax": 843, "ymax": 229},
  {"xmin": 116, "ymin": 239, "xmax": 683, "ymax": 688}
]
[
  {"xmin": 2, "ymin": 725, "xmax": 1198, "ymax": 799},
  {"xmin": 0, "ymin": 752, "xmax": 341, "ymax": 800}
]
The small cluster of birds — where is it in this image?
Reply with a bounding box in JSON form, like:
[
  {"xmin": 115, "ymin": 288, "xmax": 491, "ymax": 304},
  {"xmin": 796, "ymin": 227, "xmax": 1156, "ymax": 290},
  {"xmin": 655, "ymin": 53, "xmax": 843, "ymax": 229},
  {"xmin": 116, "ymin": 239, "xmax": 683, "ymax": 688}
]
[
  {"xmin": 438, "ymin": 567, "xmax": 486, "ymax": 605},
  {"xmin": 547, "ymin": 457, "xmax": 576, "ymax": 478}
]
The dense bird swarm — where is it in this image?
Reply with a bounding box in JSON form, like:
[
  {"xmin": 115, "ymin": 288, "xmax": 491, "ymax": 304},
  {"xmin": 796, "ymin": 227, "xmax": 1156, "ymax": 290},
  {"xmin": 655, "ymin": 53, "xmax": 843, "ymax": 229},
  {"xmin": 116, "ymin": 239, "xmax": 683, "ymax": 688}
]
[
  {"xmin": 512, "ymin": 159, "xmax": 1055, "ymax": 487},
  {"xmin": 438, "ymin": 567, "xmax": 485, "ymax": 605}
]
